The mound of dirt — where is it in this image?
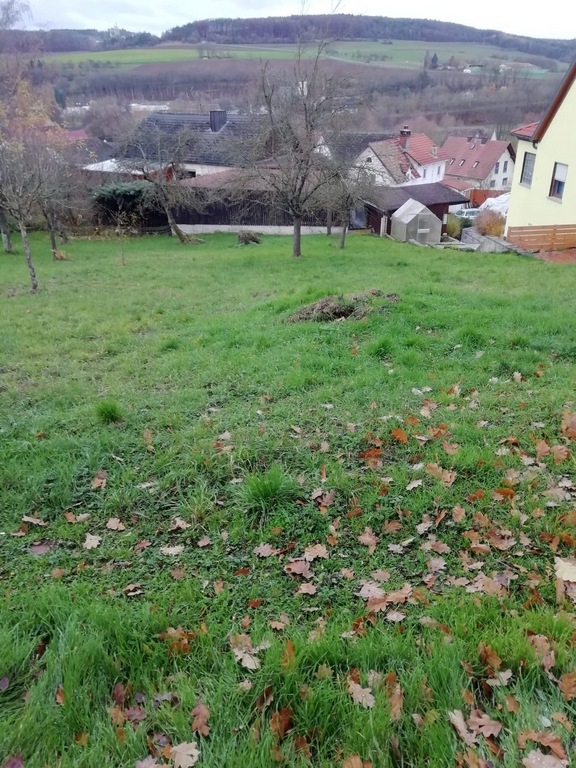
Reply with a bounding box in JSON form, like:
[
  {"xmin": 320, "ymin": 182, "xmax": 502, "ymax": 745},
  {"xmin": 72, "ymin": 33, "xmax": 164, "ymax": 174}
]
[{"xmin": 288, "ymin": 290, "xmax": 398, "ymax": 323}]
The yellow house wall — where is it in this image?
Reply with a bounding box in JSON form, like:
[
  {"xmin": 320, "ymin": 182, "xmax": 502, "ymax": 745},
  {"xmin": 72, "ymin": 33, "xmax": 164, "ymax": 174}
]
[{"xmin": 506, "ymin": 80, "xmax": 576, "ymax": 231}]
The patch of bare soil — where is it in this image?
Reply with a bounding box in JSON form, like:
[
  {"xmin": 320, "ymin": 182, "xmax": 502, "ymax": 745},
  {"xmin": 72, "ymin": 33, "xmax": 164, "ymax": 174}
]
[
  {"xmin": 534, "ymin": 249, "xmax": 576, "ymax": 264},
  {"xmin": 288, "ymin": 290, "xmax": 399, "ymax": 323}
]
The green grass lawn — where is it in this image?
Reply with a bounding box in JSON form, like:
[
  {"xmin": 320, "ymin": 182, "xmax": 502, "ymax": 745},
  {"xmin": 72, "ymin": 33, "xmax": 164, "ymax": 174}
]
[{"xmin": 1, "ymin": 233, "xmax": 576, "ymax": 767}]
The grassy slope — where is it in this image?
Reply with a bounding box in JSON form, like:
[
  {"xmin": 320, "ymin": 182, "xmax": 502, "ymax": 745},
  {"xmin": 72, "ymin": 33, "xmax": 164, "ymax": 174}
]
[{"xmin": 1, "ymin": 233, "xmax": 576, "ymax": 767}]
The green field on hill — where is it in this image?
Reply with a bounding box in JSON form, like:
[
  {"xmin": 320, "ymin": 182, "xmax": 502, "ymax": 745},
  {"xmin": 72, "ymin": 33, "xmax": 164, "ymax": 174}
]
[
  {"xmin": 43, "ymin": 39, "xmax": 557, "ymax": 72},
  {"xmin": 2, "ymin": 232, "xmax": 576, "ymax": 766}
]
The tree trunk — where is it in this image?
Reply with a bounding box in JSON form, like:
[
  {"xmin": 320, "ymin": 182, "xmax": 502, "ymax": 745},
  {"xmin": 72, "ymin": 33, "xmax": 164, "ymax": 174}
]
[
  {"xmin": 326, "ymin": 209, "xmax": 332, "ymax": 236},
  {"xmin": 339, "ymin": 222, "xmax": 348, "ymax": 249},
  {"xmin": 293, "ymin": 216, "xmax": 302, "ymax": 257},
  {"xmin": 165, "ymin": 205, "xmax": 190, "ymax": 244},
  {"xmin": 0, "ymin": 208, "xmax": 12, "ymax": 253},
  {"xmin": 19, "ymin": 222, "xmax": 38, "ymax": 293},
  {"xmin": 44, "ymin": 208, "xmax": 58, "ymax": 260},
  {"xmin": 55, "ymin": 215, "xmax": 69, "ymax": 244}
]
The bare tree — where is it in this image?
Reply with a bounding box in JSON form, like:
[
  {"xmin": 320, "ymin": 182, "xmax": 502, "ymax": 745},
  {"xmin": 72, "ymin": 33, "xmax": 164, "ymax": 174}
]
[
  {"xmin": 230, "ymin": 39, "xmax": 360, "ymax": 257},
  {"xmin": 0, "ymin": 0, "xmax": 31, "ymax": 254},
  {"xmin": 0, "ymin": 138, "xmax": 52, "ymax": 290},
  {"xmin": 319, "ymin": 165, "xmax": 379, "ymax": 249},
  {"xmin": 119, "ymin": 122, "xmax": 210, "ymax": 244}
]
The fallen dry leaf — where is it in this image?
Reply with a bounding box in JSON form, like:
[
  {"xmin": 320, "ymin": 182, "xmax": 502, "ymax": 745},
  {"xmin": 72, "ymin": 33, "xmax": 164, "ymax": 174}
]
[
  {"xmin": 191, "ymin": 698, "xmax": 210, "ymax": 737},
  {"xmin": 281, "ymin": 639, "xmax": 296, "ymax": 670},
  {"xmin": 284, "ymin": 559, "xmax": 313, "ymax": 579},
  {"xmin": 160, "ymin": 545, "xmax": 184, "ymax": 556},
  {"xmin": 554, "ymin": 557, "xmax": 576, "ymax": 582},
  {"xmin": 269, "ymin": 613, "xmax": 290, "ymax": 631},
  {"xmin": 406, "ymin": 479, "xmax": 423, "ymax": 491},
  {"xmin": 468, "ymin": 710, "xmax": 502, "ymax": 738},
  {"xmin": 229, "ymin": 634, "xmax": 270, "ymax": 670},
  {"xmin": 296, "ymin": 583, "xmax": 317, "ymax": 596},
  {"xmin": 29, "ymin": 542, "xmax": 54, "ymax": 555},
  {"xmin": 448, "ymin": 710, "xmax": 477, "ymax": 746},
  {"xmin": 304, "ymin": 543, "xmax": 329, "ymax": 561},
  {"xmin": 106, "ymin": 517, "xmax": 125, "ymax": 531},
  {"xmin": 342, "ymin": 757, "xmax": 372, "ymax": 768},
  {"xmin": 358, "ymin": 527, "xmax": 379, "ymax": 555},
  {"xmin": 561, "ymin": 410, "xmax": 576, "ymax": 440},
  {"xmin": 253, "ymin": 543, "xmax": 280, "ymax": 558},
  {"xmin": 123, "ymin": 583, "xmax": 143, "ymax": 597},
  {"xmin": 91, "ymin": 470, "xmax": 108, "ymax": 489},
  {"xmin": 83, "ymin": 534, "xmax": 101, "ymax": 550},
  {"xmin": 391, "ymin": 427, "xmax": 408, "ymax": 443},
  {"xmin": 55, "ymin": 685, "xmax": 65, "ymax": 706},
  {"xmin": 170, "ymin": 741, "xmax": 200, "ymax": 768},
  {"xmin": 518, "ymin": 731, "xmax": 568, "ymax": 761},
  {"xmin": 558, "ymin": 672, "xmax": 576, "ymax": 701},
  {"xmin": 478, "ymin": 643, "xmax": 502, "ymax": 670},
  {"xmin": 348, "ymin": 679, "xmax": 375, "ymax": 709},
  {"xmin": 522, "ymin": 750, "xmax": 567, "ymax": 768},
  {"xmin": 270, "ymin": 707, "xmax": 293, "ymax": 741},
  {"xmin": 169, "ymin": 516, "xmax": 190, "ymax": 531},
  {"xmin": 385, "ymin": 672, "xmax": 403, "ymax": 721},
  {"xmin": 22, "ymin": 515, "xmax": 47, "ymax": 527}
]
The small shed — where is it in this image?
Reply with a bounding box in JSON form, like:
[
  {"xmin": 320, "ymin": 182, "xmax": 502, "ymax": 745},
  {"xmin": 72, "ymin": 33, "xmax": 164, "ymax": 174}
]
[{"xmin": 390, "ymin": 199, "xmax": 441, "ymax": 245}]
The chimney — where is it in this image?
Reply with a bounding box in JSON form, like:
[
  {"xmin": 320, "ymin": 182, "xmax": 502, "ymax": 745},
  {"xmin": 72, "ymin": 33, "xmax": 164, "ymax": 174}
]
[
  {"xmin": 209, "ymin": 109, "xmax": 227, "ymax": 133},
  {"xmin": 431, "ymin": 145, "xmax": 437, "ymax": 158},
  {"xmin": 398, "ymin": 124, "xmax": 411, "ymax": 149}
]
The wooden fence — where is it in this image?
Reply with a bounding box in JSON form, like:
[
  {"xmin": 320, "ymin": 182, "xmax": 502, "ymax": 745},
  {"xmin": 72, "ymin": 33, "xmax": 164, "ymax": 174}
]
[{"xmin": 506, "ymin": 224, "xmax": 576, "ymax": 252}]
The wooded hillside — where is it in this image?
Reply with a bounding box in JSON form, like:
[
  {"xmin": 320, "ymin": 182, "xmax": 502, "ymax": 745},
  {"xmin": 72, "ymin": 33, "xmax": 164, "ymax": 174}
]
[{"xmin": 162, "ymin": 15, "xmax": 575, "ymax": 62}]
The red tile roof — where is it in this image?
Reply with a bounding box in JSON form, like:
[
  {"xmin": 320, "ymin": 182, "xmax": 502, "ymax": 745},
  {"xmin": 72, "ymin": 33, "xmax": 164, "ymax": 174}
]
[
  {"xmin": 441, "ymin": 178, "xmax": 473, "ymax": 192},
  {"xmin": 510, "ymin": 122, "xmax": 539, "ymax": 140},
  {"xmin": 369, "ymin": 139, "xmax": 415, "ymax": 183},
  {"xmin": 438, "ymin": 137, "xmax": 514, "ymax": 181},
  {"xmin": 402, "ymin": 133, "xmax": 439, "ymax": 167}
]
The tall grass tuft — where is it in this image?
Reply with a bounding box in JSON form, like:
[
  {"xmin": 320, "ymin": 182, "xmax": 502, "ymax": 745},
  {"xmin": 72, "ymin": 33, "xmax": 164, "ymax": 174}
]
[
  {"xmin": 95, "ymin": 399, "xmax": 123, "ymax": 425},
  {"xmin": 240, "ymin": 465, "xmax": 299, "ymax": 520}
]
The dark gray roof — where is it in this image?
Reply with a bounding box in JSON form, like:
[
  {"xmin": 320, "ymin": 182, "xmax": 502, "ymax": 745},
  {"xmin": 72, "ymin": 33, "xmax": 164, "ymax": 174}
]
[
  {"xmin": 124, "ymin": 112, "xmax": 265, "ymax": 166},
  {"xmin": 367, "ymin": 182, "xmax": 469, "ymax": 212},
  {"xmin": 329, "ymin": 131, "xmax": 396, "ymax": 163}
]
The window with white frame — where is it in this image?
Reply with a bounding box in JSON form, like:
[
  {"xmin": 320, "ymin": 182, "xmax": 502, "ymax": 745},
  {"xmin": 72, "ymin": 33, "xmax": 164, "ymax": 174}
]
[
  {"xmin": 549, "ymin": 162, "xmax": 568, "ymax": 200},
  {"xmin": 520, "ymin": 152, "xmax": 535, "ymax": 186},
  {"xmin": 494, "ymin": 161, "xmax": 500, "ymax": 174},
  {"xmin": 503, "ymin": 160, "xmax": 508, "ymax": 173}
]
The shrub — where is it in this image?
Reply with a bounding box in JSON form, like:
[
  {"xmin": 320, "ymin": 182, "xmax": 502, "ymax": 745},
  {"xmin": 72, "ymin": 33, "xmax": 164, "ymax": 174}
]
[
  {"xmin": 445, "ymin": 213, "xmax": 462, "ymax": 239},
  {"xmin": 475, "ymin": 210, "xmax": 506, "ymax": 237}
]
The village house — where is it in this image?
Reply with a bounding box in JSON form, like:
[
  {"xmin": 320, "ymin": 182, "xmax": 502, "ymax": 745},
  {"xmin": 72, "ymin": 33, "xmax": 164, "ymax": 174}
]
[
  {"xmin": 354, "ymin": 126, "xmax": 446, "ymax": 186},
  {"xmin": 438, "ymin": 133, "xmax": 515, "ymax": 192},
  {"xmin": 505, "ymin": 60, "xmax": 576, "ymax": 252}
]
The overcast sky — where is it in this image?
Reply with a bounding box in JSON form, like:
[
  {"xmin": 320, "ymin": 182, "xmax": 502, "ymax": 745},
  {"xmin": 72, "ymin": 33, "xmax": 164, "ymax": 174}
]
[{"xmin": 28, "ymin": 0, "xmax": 575, "ymax": 40}]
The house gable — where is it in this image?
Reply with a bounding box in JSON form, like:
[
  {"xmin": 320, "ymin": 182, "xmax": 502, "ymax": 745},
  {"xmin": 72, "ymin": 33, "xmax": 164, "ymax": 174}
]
[{"xmin": 506, "ymin": 59, "xmax": 576, "ymax": 249}]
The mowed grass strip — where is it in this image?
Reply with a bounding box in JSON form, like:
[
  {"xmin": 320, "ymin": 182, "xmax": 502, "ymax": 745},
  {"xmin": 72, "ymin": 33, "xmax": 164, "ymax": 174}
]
[{"xmin": 1, "ymin": 233, "xmax": 576, "ymax": 767}]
